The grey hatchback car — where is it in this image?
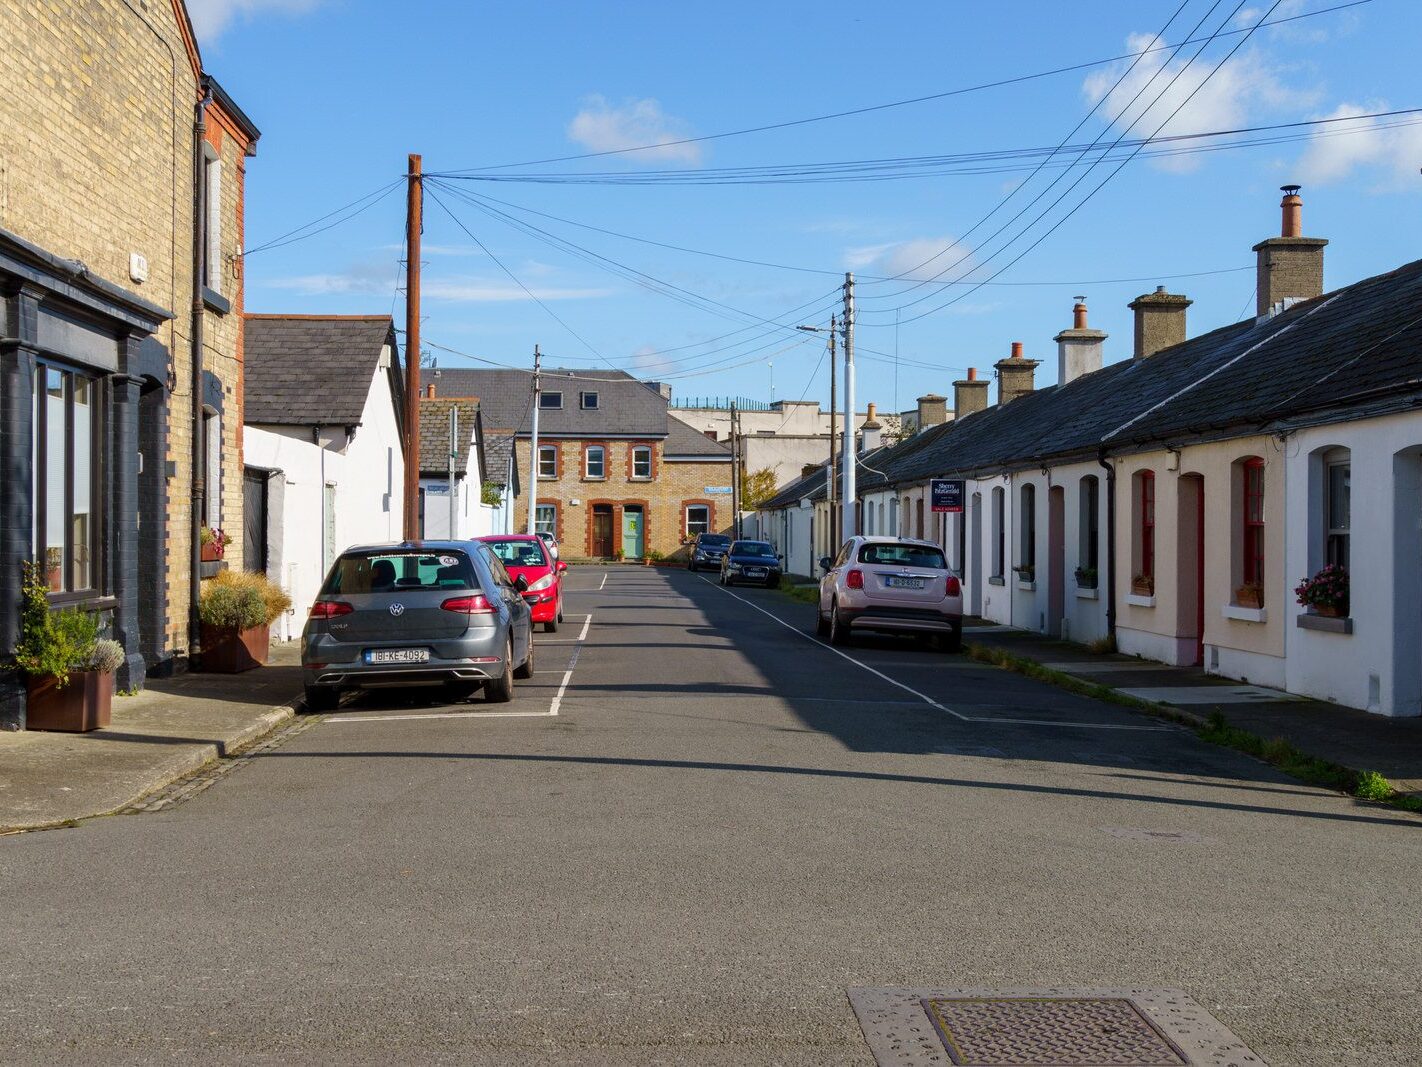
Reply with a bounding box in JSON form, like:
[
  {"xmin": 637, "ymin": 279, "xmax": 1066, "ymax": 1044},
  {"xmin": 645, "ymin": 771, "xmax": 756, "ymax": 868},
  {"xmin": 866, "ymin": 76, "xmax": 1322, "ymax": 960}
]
[{"xmin": 301, "ymin": 541, "xmax": 534, "ymax": 711}]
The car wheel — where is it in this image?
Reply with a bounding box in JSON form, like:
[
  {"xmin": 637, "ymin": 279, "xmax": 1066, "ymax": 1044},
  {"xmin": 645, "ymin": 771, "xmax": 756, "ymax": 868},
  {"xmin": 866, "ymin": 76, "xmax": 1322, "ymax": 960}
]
[
  {"xmin": 829, "ymin": 600, "xmax": 851, "ymax": 646},
  {"xmin": 545, "ymin": 614, "xmax": 559, "ymax": 633},
  {"xmin": 303, "ymin": 685, "xmax": 339, "ymax": 712},
  {"xmin": 485, "ymin": 641, "xmax": 515, "ymax": 703},
  {"xmin": 815, "ymin": 605, "xmax": 830, "ymax": 637},
  {"xmin": 940, "ymin": 626, "xmax": 963, "ymax": 654},
  {"xmin": 514, "ymin": 636, "xmax": 535, "ymax": 679},
  {"xmin": 443, "ymin": 680, "xmax": 478, "ymax": 703}
]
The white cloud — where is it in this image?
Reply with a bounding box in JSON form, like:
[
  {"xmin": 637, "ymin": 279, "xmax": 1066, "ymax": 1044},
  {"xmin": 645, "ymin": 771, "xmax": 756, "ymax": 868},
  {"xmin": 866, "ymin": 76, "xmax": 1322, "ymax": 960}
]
[
  {"xmin": 1239, "ymin": 0, "xmax": 1360, "ymax": 44},
  {"xmin": 1296, "ymin": 102, "xmax": 1422, "ymax": 191},
  {"xmin": 185, "ymin": 0, "xmax": 323, "ymax": 43},
  {"xmin": 843, "ymin": 236, "xmax": 974, "ymax": 281},
  {"xmin": 566, "ymin": 95, "xmax": 702, "ymax": 165},
  {"xmin": 628, "ymin": 345, "xmax": 663, "ymax": 372},
  {"xmin": 268, "ymin": 266, "xmax": 611, "ymax": 302},
  {"xmin": 1082, "ymin": 33, "xmax": 1307, "ymax": 172}
]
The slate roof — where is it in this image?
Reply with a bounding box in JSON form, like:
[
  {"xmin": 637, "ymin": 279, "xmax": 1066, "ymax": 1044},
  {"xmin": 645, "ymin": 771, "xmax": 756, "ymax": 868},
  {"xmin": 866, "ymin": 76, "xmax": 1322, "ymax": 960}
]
[
  {"xmin": 664, "ymin": 415, "xmax": 732, "ymax": 458},
  {"xmin": 483, "ymin": 431, "xmax": 517, "ymax": 489},
  {"xmin": 763, "ymin": 464, "xmax": 827, "ymax": 509},
  {"xmin": 244, "ymin": 315, "xmax": 402, "ymax": 427},
  {"xmin": 428, "ymin": 368, "xmax": 668, "ymax": 437},
  {"xmin": 850, "ymin": 255, "xmax": 1422, "ymax": 491},
  {"xmin": 418, "ymin": 397, "xmax": 480, "ymax": 477}
]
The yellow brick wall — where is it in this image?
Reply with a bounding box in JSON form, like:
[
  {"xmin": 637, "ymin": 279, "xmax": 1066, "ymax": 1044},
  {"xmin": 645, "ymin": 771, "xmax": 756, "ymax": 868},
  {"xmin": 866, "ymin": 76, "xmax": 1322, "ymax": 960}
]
[
  {"xmin": 0, "ymin": 0, "xmax": 250, "ymax": 656},
  {"xmin": 512, "ymin": 438, "xmax": 733, "ymax": 558}
]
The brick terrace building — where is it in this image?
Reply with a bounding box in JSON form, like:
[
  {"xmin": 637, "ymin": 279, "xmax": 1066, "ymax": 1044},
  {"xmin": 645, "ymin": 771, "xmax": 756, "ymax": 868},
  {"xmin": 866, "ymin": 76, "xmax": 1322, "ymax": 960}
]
[
  {"xmin": 0, "ymin": 0, "xmax": 258, "ymax": 726},
  {"xmin": 430, "ymin": 369, "xmax": 732, "ymax": 559}
]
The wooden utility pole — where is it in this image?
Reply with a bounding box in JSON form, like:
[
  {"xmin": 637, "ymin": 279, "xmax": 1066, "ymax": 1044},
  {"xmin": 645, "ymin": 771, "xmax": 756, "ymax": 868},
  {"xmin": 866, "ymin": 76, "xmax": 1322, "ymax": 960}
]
[
  {"xmin": 402, "ymin": 153, "xmax": 423, "ymax": 539},
  {"xmin": 827, "ymin": 313, "xmax": 837, "ymax": 549},
  {"xmin": 526, "ymin": 344, "xmax": 541, "ymax": 536},
  {"xmin": 730, "ymin": 400, "xmax": 740, "ymax": 539}
]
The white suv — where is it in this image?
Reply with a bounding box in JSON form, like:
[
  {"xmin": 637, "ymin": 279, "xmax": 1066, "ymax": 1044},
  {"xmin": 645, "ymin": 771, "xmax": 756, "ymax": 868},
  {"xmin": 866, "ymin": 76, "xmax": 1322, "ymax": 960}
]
[{"xmin": 816, "ymin": 536, "xmax": 964, "ymax": 651}]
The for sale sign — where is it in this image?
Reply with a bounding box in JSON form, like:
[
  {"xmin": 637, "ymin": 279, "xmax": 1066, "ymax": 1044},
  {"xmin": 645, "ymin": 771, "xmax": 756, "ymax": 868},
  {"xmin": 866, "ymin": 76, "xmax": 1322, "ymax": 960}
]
[{"xmin": 930, "ymin": 479, "xmax": 965, "ymax": 513}]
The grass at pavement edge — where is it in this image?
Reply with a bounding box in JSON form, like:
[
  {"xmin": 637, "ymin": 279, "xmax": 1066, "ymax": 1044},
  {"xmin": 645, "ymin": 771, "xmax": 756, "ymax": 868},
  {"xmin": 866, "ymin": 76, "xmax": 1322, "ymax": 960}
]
[{"xmin": 966, "ymin": 642, "xmax": 1422, "ymax": 816}]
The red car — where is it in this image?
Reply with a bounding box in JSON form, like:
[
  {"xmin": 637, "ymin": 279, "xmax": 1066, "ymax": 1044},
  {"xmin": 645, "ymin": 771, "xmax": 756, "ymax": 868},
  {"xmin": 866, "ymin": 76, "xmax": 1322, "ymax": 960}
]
[{"xmin": 479, "ymin": 535, "xmax": 567, "ymax": 632}]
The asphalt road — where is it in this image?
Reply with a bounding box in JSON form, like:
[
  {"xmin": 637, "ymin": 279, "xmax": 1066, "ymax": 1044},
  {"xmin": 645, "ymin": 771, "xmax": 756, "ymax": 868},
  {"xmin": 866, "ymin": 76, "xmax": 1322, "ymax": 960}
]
[{"xmin": 2, "ymin": 565, "xmax": 1419, "ymax": 1065}]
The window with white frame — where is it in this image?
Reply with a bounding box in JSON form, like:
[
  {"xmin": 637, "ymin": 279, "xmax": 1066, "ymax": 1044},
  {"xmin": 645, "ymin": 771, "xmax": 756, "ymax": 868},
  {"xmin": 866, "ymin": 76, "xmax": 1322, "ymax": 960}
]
[
  {"xmin": 204, "ymin": 410, "xmax": 222, "ymax": 529},
  {"xmin": 534, "ymin": 503, "xmax": 557, "ymax": 537},
  {"xmin": 685, "ymin": 504, "xmax": 710, "ymax": 536},
  {"xmin": 1078, "ymin": 475, "xmax": 1099, "ymax": 585},
  {"xmin": 1019, "ymin": 483, "xmax": 1036, "ymax": 575},
  {"xmin": 584, "ymin": 444, "xmax": 605, "ymax": 479},
  {"xmin": 538, "ymin": 444, "xmax": 558, "ymax": 479},
  {"xmin": 631, "ymin": 445, "xmax": 652, "ymax": 479},
  {"xmin": 203, "ymin": 146, "xmax": 222, "ymax": 294},
  {"xmin": 32, "ymin": 364, "xmax": 99, "ymax": 595},
  {"xmin": 580, "ymin": 391, "xmax": 599, "ymax": 409},
  {"xmin": 991, "ymin": 486, "xmax": 1005, "ymax": 578},
  {"xmin": 539, "ymin": 391, "xmax": 563, "ymax": 410},
  {"xmin": 1325, "ymin": 453, "xmax": 1350, "ymax": 568}
]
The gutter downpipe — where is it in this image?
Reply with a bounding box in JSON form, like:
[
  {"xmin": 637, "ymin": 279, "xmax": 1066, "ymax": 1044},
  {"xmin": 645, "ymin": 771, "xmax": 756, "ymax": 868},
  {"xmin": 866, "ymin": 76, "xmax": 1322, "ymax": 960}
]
[
  {"xmin": 1097, "ymin": 448, "xmax": 1116, "ymax": 643},
  {"xmin": 188, "ymin": 85, "xmax": 213, "ymax": 665}
]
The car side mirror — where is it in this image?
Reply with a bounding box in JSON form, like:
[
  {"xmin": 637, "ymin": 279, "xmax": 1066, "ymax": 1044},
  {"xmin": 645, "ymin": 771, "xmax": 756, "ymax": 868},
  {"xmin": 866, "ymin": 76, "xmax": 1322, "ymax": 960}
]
[
  {"xmin": 819, "ymin": 556, "xmax": 832, "ymax": 572},
  {"xmin": 557, "ymin": 561, "xmax": 568, "ymax": 573},
  {"xmin": 513, "ymin": 574, "xmax": 530, "ymax": 592}
]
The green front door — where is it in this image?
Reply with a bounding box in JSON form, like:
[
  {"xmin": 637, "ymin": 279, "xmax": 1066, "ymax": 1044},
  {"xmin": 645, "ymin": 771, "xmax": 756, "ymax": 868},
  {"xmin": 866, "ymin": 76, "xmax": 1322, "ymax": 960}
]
[{"xmin": 621, "ymin": 508, "xmax": 644, "ymax": 559}]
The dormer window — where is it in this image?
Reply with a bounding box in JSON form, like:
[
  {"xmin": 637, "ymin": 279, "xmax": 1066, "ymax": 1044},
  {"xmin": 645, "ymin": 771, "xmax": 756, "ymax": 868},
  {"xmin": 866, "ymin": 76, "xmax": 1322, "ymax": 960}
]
[
  {"xmin": 540, "ymin": 391, "xmax": 563, "ymax": 410},
  {"xmin": 580, "ymin": 391, "xmax": 599, "ymax": 410}
]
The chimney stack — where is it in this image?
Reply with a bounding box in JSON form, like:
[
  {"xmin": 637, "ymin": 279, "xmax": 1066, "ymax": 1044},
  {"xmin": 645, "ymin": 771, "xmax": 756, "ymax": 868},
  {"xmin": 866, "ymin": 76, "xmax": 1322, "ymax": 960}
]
[
  {"xmin": 1254, "ymin": 184, "xmax": 1327, "ymax": 318},
  {"xmin": 994, "ymin": 342, "xmax": 1040, "ymax": 404},
  {"xmin": 953, "ymin": 366, "xmax": 990, "ymax": 418},
  {"xmin": 1054, "ymin": 296, "xmax": 1108, "ymax": 385},
  {"xmin": 1128, "ymin": 286, "xmax": 1191, "ymax": 359},
  {"xmin": 425, "ymin": 383, "xmax": 436, "ymax": 398},
  {"xmin": 859, "ymin": 404, "xmax": 884, "ymax": 451},
  {"xmin": 915, "ymin": 393, "xmax": 948, "ymax": 431}
]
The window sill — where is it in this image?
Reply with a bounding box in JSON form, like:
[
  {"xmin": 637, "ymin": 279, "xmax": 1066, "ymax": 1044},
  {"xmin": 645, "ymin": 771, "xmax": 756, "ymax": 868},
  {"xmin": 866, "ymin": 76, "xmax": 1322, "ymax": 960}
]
[
  {"xmin": 46, "ymin": 593, "xmax": 118, "ymax": 611},
  {"xmin": 581, "ymin": 477, "xmax": 606, "ymax": 483},
  {"xmin": 1016, "ymin": 579, "xmax": 1036, "ymax": 592},
  {"xmin": 199, "ymin": 560, "xmax": 228, "ymax": 580},
  {"xmin": 1075, "ymin": 586, "xmax": 1099, "ymax": 601},
  {"xmin": 537, "ymin": 475, "xmax": 559, "ymax": 481},
  {"xmin": 1297, "ymin": 612, "xmax": 1353, "ymax": 635},
  {"xmin": 988, "ymin": 575, "xmax": 1006, "ymax": 586},
  {"xmin": 1125, "ymin": 593, "xmax": 1155, "ymax": 608},
  {"xmin": 1222, "ymin": 604, "xmax": 1267, "ymax": 623},
  {"xmin": 630, "ymin": 476, "xmax": 653, "ymax": 482},
  {"xmin": 202, "ymin": 286, "xmax": 231, "ymax": 316}
]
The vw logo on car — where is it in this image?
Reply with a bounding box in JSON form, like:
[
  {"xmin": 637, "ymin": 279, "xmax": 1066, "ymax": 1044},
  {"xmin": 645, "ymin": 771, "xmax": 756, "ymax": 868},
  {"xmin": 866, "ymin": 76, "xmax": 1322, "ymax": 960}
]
[{"xmin": 388, "ymin": 602, "xmax": 405, "ymax": 617}]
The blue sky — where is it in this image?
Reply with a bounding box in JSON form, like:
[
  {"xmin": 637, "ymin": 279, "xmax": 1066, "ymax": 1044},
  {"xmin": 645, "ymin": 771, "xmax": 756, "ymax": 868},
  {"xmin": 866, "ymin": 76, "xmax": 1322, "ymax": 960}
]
[{"xmin": 198, "ymin": 0, "xmax": 1422, "ymax": 414}]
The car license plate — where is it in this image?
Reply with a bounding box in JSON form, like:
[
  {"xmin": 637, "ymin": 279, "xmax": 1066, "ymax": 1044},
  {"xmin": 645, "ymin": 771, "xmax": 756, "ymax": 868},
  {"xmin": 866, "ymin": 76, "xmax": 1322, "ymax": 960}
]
[
  {"xmin": 747, "ymin": 568, "xmax": 767, "ymax": 577},
  {"xmin": 364, "ymin": 648, "xmax": 429, "ymax": 664},
  {"xmin": 886, "ymin": 576, "xmax": 924, "ymax": 589}
]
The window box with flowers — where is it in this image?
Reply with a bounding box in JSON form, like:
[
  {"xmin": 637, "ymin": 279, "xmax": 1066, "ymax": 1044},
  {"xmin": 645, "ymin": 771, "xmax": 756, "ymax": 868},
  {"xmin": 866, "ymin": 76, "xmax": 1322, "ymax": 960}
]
[
  {"xmin": 1295, "ymin": 565, "xmax": 1348, "ymax": 618},
  {"xmin": 1234, "ymin": 582, "xmax": 1264, "ymax": 610},
  {"xmin": 1130, "ymin": 574, "xmax": 1154, "ymax": 597},
  {"xmin": 200, "ymin": 526, "xmax": 232, "ymax": 563}
]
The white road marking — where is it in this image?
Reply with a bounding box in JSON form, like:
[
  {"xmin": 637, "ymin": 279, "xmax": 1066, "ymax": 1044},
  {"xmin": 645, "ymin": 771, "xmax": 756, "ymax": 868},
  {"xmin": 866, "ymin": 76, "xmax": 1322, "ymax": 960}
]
[
  {"xmin": 698, "ymin": 577, "xmax": 1169, "ymax": 732},
  {"xmin": 329, "ymin": 613, "xmax": 595, "ymax": 724},
  {"xmin": 599, "ymin": 573, "xmax": 607, "ymax": 590}
]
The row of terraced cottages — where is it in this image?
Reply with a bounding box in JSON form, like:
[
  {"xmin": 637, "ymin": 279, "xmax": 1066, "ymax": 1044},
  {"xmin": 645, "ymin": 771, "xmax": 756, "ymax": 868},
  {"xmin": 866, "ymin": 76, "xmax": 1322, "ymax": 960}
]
[{"xmin": 760, "ymin": 191, "xmax": 1422, "ymax": 718}]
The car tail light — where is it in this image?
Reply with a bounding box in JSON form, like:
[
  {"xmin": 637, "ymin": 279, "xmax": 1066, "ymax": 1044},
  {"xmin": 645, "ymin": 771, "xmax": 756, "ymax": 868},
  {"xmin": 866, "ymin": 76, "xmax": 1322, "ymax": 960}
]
[
  {"xmin": 309, "ymin": 601, "xmax": 353, "ymax": 620},
  {"xmin": 945, "ymin": 575, "xmax": 961, "ymax": 597},
  {"xmin": 441, "ymin": 594, "xmax": 495, "ymax": 614},
  {"xmin": 846, "ymin": 569, "xmax": 864, "ymax": 589}
]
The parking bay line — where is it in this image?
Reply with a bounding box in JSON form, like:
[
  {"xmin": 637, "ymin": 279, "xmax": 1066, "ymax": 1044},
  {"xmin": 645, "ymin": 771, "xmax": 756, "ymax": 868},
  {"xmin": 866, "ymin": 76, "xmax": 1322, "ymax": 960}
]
[
  {"xmin": 327, "ymin": 613, "xmax": 594, "ymax": 724},
  {"xmin": 698, "ymin": 578, "xmax": 1169, "ymax": 732}
]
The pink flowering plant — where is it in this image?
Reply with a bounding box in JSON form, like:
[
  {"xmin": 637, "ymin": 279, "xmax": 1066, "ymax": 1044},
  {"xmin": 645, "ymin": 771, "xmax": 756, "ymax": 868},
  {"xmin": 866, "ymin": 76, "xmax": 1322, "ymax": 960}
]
[{"xmin": 1294, "ymin": 564, "xmax": 1348, "ymax": 612}]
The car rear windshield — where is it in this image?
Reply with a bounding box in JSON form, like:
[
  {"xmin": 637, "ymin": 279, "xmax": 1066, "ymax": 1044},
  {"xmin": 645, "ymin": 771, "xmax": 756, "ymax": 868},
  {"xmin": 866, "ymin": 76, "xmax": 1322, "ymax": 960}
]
[
  {"xmin": 858, "ymin": 543, "xmax": 947, "ymax": 569},
  {"xmin": 322, "ymin": 550, "xmax": 478, "ymax": 594},
  {"xmin": 484, "ymin": 538, "xmax": 549, "ymax": 568},
  {"xmin": 731, "ymin": 541, "xmax": 778, "ymax": 558},
  {"xmin": 699, "ymin": 535, "xmax": 731, "ymax": 546}
]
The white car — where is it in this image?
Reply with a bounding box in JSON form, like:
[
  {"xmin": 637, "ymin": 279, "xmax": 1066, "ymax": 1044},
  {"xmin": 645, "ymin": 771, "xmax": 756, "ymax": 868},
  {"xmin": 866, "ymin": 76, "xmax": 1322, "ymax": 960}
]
[
  {"xmin": 536, "ymin": 531, "xmax": 560, "ymax": 561},
  {"xmin": 816, "ymin": 536, "xmax": 964, "ymax": 651}
]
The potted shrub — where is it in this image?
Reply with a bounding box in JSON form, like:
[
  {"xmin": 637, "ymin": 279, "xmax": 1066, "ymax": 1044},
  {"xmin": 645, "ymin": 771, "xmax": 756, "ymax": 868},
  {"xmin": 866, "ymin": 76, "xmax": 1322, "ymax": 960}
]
[
  {"xmin": 1131, "ymin": 573, "xmax": 1155, "ymax": 597},
  {"xmin": 198, "ymin": 570, "xmax": 292, "ymax": 673},
  {"xmin": 1295, "ymin": 565, "xmax": 1348, "ymax": 618},
  {"xmin": 13, "ymin": 561, "xmax": 119, "ymax": 732},
  {"xmin": 1074, "ymin": 565, "xmax": 1097, "ymax": 589},
  {"xmin": 1013, "ymin": 563, "xmax": 1035, "ymax": 583},
  {"xmin": 200, "ymin": 525, "xmax": 232, "ymax": 563},
  {"xmin": 1234, "ymin": 582, "xmax": 1264, "ymax": 610}
]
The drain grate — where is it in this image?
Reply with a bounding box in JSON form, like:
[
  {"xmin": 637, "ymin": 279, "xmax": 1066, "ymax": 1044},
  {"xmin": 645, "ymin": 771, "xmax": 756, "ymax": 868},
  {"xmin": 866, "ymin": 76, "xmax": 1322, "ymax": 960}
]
[
  {"xmin": 921, "ymin": 997, "xmax": 1186, "ymax": 1065},
  {"xmin": 848, "ymin": 987, "xmax": 1266, "ymax": 1067}
]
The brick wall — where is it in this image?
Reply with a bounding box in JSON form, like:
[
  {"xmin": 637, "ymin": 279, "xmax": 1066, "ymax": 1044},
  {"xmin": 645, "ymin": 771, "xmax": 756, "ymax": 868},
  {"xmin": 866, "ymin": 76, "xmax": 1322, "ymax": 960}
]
[
  {"xmin": 0, "ymin": 0, "xmax": 252, "ymax": 660},
  {"xmin": 513, "ymin": 438, "xmax": 732, "ymax": 558}
]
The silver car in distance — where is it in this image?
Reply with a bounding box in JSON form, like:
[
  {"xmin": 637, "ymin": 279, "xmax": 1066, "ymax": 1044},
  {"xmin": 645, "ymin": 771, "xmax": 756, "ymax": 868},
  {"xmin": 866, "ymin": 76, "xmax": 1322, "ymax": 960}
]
[
  {"xmin": 301, "ymin": 540, "xmax": 535, "ymax": 711},
  {"xmin": 816, "ymin": 536, "xmax": 964, "ymax": 651}
]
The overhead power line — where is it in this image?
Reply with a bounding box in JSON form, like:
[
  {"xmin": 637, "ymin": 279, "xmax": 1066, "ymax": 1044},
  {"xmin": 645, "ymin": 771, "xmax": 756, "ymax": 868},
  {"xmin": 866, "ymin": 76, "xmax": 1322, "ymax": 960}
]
[{"xmin": 434, "ymin": 0, "xmax": 1372, "ymax": 174}]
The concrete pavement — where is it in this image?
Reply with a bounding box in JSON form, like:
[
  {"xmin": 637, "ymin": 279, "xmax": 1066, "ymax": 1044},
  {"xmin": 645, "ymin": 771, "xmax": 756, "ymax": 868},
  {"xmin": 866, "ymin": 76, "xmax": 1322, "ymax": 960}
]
[{"xmin": 1, "ymin": 565, "xmax": 1418, "ymax": 1064}]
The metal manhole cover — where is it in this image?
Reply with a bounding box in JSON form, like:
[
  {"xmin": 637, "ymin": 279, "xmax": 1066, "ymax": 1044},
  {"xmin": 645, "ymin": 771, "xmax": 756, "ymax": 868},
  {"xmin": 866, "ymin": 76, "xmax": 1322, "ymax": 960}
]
[
  {"xmin": 921, "ymin": 997, "xmax": 1185, "ymax": 1065},
  {"xmin": 847, "ymin": 988, "xmax": 1266, "ymax": 1067}
]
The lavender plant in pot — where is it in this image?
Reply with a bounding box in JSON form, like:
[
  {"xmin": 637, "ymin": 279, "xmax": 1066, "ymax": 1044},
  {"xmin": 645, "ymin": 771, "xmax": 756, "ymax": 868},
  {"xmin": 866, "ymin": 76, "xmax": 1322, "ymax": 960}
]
[{"xmin": 13, "ymin": 561, "xmax": 119, "ymax": 731}]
